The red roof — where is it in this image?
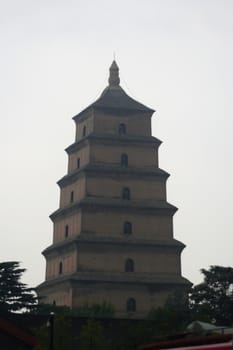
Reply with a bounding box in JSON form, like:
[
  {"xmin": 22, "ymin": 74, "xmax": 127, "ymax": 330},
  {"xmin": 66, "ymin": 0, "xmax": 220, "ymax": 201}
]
[
  {"xmin": 0, "ymin": 317, "xmax": 36, "ymax": 347},
  {"xmin": 139, "ymin": 334, "xmax": 233, "ymax": 350}
]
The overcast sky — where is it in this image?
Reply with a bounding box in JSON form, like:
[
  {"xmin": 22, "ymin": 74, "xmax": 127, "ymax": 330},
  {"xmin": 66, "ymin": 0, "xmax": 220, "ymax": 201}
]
[{"xmin": 0, "ymin": 0, "xmax": 233, "ymax": 289}]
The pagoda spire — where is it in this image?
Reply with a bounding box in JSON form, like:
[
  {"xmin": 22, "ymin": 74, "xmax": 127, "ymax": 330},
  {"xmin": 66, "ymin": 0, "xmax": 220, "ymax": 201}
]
[{"xmin": 108, "ymin": 60, "xmax": 120, "ymax": 87}]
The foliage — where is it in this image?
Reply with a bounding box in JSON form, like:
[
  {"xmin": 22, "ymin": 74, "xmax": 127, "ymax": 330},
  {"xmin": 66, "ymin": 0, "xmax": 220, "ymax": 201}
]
[
  {"xmin": 0, "ymin": 261, "xmax": 37, "ymax": 314},
  {"xmin": 112, "ymin": 320, "xmax": 155, "ymax": 350},
  {"xmin": 189, "ymin": 265, "xmax": 233, "ymax": 326},
  {"xmin": 34, "ymin": 300, "xmax": 115, "ymax": 318},
  {"xmin": 73, "ymin": 301, "xmax": 115, "ymax": 318},
  {"xmin": 35, "ymin": 314, "xmax": 73, "ymax": 350},
  {"xmin": 33, "ymin": 302, "xmax": 72, "ymax": 316},
  {"xmin": 148, "ymin": 289, "xmax": 191, "ymax": 335},
  {"xmin": 78, "ymin": 319, "xmax": 108, "ymax": 350}
]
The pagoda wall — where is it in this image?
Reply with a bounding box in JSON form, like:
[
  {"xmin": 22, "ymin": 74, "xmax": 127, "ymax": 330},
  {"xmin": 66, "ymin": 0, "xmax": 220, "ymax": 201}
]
[
  {"xmin": 75, "ymin": 111, "xmax": 94, "ymax": 141},
  {"xmin": 81, "ymin": 211, "xmax": 173, "ymax": 240},
  {"xmin": 92, "ymin": 110, "xmax": 152, "ymax": 137},
  {"xmin": 53, "ymin": 211, "xmax": 82, "ymax": 243},
  {"xmin": 46, "ymin": 249, "xmax": 77, "ymax": 280},
  {"xmin": 59, "ymin": 176, "xmax": 86, "ymax": 208},
  {"xmin": 39, "ymin": 283, "xmax": 73, "ymax": 307},
  {"xmin": 78, "ymin": 247, "xmax": 181, "ymax": 275},
  {"xmin": 86, "ymin": 176, "xmax": 166, "ymax": 200},
  {"xmin": 68, "ymin": 144, "xmax": 90, "ymax": 173},
  {"xmin": 71, "ymin": 282, "xmax": 171, "ymax": 318},
  {"xmin": 90, "ymin": 143, "xmax": 158, "ymax": 167}
]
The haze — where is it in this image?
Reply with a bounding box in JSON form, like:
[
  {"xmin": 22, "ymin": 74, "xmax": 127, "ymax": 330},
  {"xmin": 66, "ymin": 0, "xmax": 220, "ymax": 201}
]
[{"xmin": 0, "ymin": 0, "xmax": 233, "ymax": 289}]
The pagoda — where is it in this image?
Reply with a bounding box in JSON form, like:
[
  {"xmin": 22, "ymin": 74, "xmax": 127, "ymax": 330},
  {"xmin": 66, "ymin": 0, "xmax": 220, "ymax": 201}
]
[{"xmin": 37, "ymin": 61, "xmax": 190, "ymax": 318}]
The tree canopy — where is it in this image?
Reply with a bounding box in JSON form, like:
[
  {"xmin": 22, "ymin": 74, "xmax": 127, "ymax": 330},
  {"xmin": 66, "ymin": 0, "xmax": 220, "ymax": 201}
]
[
  {"xmin": 189, "ymin": 265, "xmax": 233, "ymax": 326},
  {"xmin": 35, "ymin": 314, "xmax": 73, "ymax": 350},
  {"xmin": 0, "ymin": 261, "xmax": 37, "ymax": 314},
  {"xmin": 74, "ymin": 301, "xmax": 115, "ymax": 318},
  {"xmin": 148, "ymin": 289, "xmax": 191, "ymax": 335},
  {"xmin": 78, "ymin": 319, "xmax": 108, "ymax": 350},
  {"xmin": 34, "ymin": 301, "xmax": 115, "ymax": 318}
]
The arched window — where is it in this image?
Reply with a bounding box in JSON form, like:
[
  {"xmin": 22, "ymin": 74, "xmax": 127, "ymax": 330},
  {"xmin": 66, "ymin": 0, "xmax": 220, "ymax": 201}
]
[
  {"xmin": 123, "ymin": 221, "xmax": 132, "ymax": 235},
  {"xmin": 122, "ymin": 187, "xmax": 130, "ymax": 200},
  {"xmin": 77, "ymin": 158, "xmax": 80, "ymax": 169},
  {"xmin": 118, "ymin": 123, "xmax": 127, "ymax": 135},
  {"xmin": 125, "ymin": 258, "xmax": 134, "ymax": 272},
  {"xmin": 70, "ymin": 191, "xmax": 74, "ymax": 203},
  {"xmin": 59, "ymin": 262, "xmax": 63, "ymax": 275},
  {"xmin": 121, "ymin": 154, "xmax": 128, "ymax": 167},
  {"xmin": 127, "ymin": 298, "xmax": 136, "ymax": 312},
  {"xmin": 65, "ymin": 225, "xmax": 69, "ymax": 238},
  {"xmin": 82, "ymin": 125, "xmax": 86, "ymax": 137}
]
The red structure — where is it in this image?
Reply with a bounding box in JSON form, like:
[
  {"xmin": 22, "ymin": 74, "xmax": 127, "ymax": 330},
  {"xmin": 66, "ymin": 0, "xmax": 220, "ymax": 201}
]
[
  {"xmin": 139, "ymin": 334, "xmax": 233, "ymax": 350},
  {"xmin": 0, "ymin": 317, "xmax": 36, "ymax": 349}
]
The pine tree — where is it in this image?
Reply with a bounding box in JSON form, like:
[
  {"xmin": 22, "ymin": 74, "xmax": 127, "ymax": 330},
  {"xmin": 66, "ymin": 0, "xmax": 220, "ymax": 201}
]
[{"xmin": 0, "ymin": 261, "xmax": 37, "ymax": 313}]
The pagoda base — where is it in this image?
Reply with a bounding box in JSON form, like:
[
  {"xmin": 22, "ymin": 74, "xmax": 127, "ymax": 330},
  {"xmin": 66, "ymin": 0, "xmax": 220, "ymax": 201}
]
[{"xmin": 37, "ymin": 272, "xmax": 191, "ymax": 319}]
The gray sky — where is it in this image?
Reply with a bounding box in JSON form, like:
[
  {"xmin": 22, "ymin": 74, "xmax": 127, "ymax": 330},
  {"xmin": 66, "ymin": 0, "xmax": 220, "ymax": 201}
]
[{"xmin": 0, "ymin": 0, "xmax": 233, "ymax": 289}]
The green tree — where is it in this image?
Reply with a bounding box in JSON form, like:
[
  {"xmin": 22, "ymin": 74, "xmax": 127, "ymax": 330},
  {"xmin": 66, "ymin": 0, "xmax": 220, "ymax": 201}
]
[
  {"xmin": 78, "ymin": 319, "xmax": 108, "ymax": 350},
  {"xmin": 33, "ymin": 302, "xmax": 72, "ymax": 316},
  {"xmin": 0, "ymin": 261, "xmax": 37, "ymax": 314},
  {"xmin": 114, "ymin": 320, "xmax": 155, "ymax": 350},
  {"xmin": 189, "ymin": 265, "xmax": 233, "ymax": 326},
  {"xmin": 35, "ymin": 314, "xmax": 73, "ymax": 350},
  {"xmin": 34, "ymin": 301, "xmax": 115, "ymax": 318},
  {"xmin": 148, "ymin": 289, "xmax": 191, "ymax": 335},
  {"xmin": 74, "ymin": 301, "xmax": 115, "ymax": 318}
]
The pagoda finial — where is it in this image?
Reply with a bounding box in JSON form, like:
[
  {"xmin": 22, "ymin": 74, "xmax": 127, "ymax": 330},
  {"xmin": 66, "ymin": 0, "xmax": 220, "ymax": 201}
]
[{"xmin": 108, "ymin": 60, "xmax": 120, "ymax": 86}]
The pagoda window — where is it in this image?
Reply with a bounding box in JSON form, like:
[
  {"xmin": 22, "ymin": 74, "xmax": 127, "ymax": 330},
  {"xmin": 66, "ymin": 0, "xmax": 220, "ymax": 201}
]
[
  {"xmin": 77, "ymin": 158, "xmax": 80, "ymax": 169},
  {"xmin": 70, "ymin": 191, "xmax": 74, "ymax": 203},
  {"xmin": 65, "ymin": 225, "xmax": 69, "ymax": 238},
  {"xmin": 125, "ymin": 258, "xmax": 134, "ymax": 272},
  {"xmin": 82, "ymin": 125, "xmax": 86, "ymax": 137},
  {"xmin": 126, "ymin": 298, "xmax": 136, "ymax": 312},
  {"xmin": 122, "ymin": 187, "xmax": 130, "ymax": 200},
  {"xmin": 123, "ymin": 221, "xmax": 132, "ymax": 234},
  {"xmin": 121, "ymin": 154, "xmax": 128, "ymax": 167},
  {"xmin": 59, "ymin": 262, "xmax": 63, "ymax": 275},
  {"xmin": 119, "ymin": 123, "xmax": 127, "ymax": 135}
]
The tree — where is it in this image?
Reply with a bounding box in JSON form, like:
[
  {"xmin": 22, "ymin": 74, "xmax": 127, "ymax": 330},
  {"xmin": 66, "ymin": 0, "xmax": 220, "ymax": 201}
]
[
  {"xmin": 35, "ymin": 314, "xmax": 73, "ymax": 350},
  {"xmin": 114, "ymin": 320, "xmax": 155, "ymax": 350},
  {"xmin": 78, "ymin": 319, "xmax": 108, "ymax": 350},
  {"xmin": 34, "ymin": 301, "xmax": 115, "ymax": 318},
  {"xmin": 33, "ymin": 302, "xmax": 72, "ymax": 316},
  {"xmin": 0, "ymin": 261, "xmax": 37, "ymax": 314},
  {"xmin": 189, "ymin": 265, "xmax": 233, "ymax": 326},
  {"xmin": 73, "ymin": 301, "xmax": 115, "ymax": 318},
  {"xmin": 148, "ymin": 289, "xmax": 191, "ymax": 335}
]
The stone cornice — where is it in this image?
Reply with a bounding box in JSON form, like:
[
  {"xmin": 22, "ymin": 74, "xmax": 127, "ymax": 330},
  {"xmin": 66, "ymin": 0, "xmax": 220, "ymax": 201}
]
[
  {"xmin": 50, "ymin": 203, "xmax": 81, "ymax": 221},
  {"xmin": 65, "ymin": 133, "xmax": 162, "ymax": 154},
  {"xmin": 42, "ymin": 236, "xmax": 185, "ymax": 256},
  {"xmin": 57, "ymin": 164, "xmax": 170, "ymax": 188},
  {"xmin": 65, "ymin": 138, "xmax": 89, "ymax": 154},
  {"xmin": 81, "ymin": 197, "xmax": 177, "ymax": 213},
  {"xmin": 50, "ymin": 197, "xmax": 177, "ymax": 221},
  {"xmin": 37, "ymin": 271, "xmax": 191, "ymax": 291},
  {"xmin": 89, "ymin": 133, "xmax": 162, "ymax": 146},
  {"xmin": 73, "ymin": 105, "xmax": 154, "ymax": 123}
]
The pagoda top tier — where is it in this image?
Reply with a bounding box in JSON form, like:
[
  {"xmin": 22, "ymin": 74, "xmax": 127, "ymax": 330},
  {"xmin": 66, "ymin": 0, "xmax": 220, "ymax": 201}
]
[{"xmin": 74, "ymin": 61, "xmax": 154, "ymax": 119}]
